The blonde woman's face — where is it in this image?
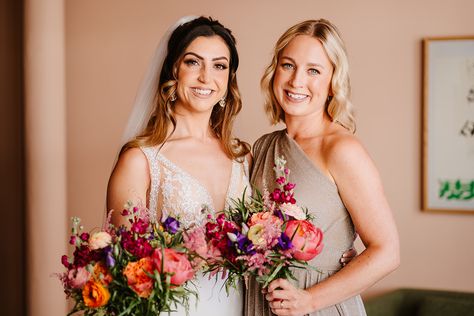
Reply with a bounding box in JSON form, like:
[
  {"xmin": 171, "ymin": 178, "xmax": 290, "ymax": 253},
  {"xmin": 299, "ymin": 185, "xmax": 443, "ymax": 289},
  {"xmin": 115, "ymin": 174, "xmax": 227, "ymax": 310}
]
[
  {"xmin": 175, "ymin": 35, "xmax": 230, "ymax": 114},
  {"xmin": 273, "ymin": 35, "xmax": 333, "ymax": 119}
]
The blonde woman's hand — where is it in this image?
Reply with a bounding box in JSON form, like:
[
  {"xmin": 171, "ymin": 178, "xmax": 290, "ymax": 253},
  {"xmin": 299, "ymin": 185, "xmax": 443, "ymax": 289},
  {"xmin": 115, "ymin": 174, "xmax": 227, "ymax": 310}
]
[{"xmin": 265, "ymin": 278, "xmax": 314, "ymax": 316}]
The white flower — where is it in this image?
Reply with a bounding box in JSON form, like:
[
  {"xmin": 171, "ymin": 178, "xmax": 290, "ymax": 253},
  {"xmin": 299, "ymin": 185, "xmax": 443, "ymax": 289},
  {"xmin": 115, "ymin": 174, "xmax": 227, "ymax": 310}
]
[
  {"xmin": 280, "ymin": 203, "xmax": 306, "ymax": 220},
  {"xmin": 89, "ymin": 231, "xmax": 112, "ymax": 250}
]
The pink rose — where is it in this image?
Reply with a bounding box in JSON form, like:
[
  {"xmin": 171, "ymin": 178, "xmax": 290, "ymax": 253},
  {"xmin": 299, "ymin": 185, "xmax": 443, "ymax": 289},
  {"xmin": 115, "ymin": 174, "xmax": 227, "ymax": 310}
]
[
  {"xmin": 284, "ymin": 220, "xmax": 324, "ymax": 261},
  {"xmin": 88, "ymin": 231, "xmax": 112, "ymax": 250},
  {"xmin": 67, "ymin": 266, "xmax": 91, "ymax": 289},
  {"xmin": 152, "ymin": 248, "xmax": 194, "ymax": 286}
]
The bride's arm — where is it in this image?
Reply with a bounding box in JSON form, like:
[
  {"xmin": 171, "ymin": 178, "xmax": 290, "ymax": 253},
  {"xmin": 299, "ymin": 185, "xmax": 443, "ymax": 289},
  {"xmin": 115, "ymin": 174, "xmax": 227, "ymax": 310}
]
[
  {"xmin": 106, "ymin": 147, "xmax": 151, "ymax": 227},
  {"xmin": 266, "ymin": 135, "xmax": 399, "ymax": 315}
]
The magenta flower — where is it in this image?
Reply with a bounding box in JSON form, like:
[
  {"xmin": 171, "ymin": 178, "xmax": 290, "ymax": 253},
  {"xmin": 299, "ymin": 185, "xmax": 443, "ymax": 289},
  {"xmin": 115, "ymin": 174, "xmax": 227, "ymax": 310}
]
[
  {"xmin": 80, "ymin": 232, "xmax": 89, "ymax": 241},
  {"xmin": 284, "ymin": 182, "xmax": 296, "ymax": 191}
]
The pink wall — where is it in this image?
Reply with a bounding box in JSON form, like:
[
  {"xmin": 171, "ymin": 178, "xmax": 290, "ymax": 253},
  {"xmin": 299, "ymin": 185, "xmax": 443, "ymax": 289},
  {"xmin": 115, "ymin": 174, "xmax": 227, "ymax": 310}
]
[{"xmin": 64, "ymin": 0, "xmax": 474, "ymax": 305}]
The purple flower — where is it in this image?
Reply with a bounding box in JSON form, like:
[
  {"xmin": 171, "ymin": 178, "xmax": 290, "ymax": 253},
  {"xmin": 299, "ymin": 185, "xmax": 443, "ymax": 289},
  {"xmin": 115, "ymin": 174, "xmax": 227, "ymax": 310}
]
[
  {"xmin": 104, "ymin": 246, "xmax": 115, "ymax": 268},
  {"xmin": 284, "ymin": 182, "xmax": 296, "ymax": 191},
  {"xmin": 236, "ymin": 232, "xmax": 256, "ymax": 255},
  {"xmin": 163, "ymin": 217, "xmax": 180, "ymax": 234},
  {"xmin": 273, "ymin": 209, "xmax": 284, "ymax": 221},
  {"xmin": 277, "ymin": 232, "xmax": 293, "ymax": 251}
]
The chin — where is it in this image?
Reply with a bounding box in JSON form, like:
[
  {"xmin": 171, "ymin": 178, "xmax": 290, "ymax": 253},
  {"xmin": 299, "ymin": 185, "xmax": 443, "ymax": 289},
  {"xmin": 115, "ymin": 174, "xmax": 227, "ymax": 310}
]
[{"xmin": 281, "ymin": 105, "xmax": 310, "ymax": 117}]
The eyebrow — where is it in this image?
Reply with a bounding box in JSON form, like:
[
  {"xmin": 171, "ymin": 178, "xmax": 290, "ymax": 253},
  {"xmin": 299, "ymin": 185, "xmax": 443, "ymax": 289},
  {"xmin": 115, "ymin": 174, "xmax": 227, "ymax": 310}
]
[
  {"xmin": 280, "ymin": 56, "xmax": 325, "ymax": 69},
  {"xmin": 183, "ymin": 52, "xmax": 229, "ymax": 62}
]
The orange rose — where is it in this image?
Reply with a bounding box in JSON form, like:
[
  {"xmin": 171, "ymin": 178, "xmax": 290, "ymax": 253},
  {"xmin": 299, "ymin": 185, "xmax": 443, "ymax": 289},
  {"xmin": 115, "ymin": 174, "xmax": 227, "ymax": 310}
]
[
  {"xmin": 123, "ymin": 257, "xmax": 154, "ymax": 298},
  {"xmin": 93, "ymin": 262, "xmax": 112, "ymax": 285},
  {"xmin": 82, "ymin": 280, "xmax": 110, "ymax": 308}
]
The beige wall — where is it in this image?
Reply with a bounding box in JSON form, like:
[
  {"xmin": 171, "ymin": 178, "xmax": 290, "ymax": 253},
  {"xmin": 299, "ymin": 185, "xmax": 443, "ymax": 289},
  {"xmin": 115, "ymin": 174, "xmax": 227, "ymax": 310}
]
[
  {"xmin": 25, "ymin": 0, "xmax": 68, "ymax": 315},
  {"xmin": 65, "ymin": 0, "xmax": 474, "ymax": 303}
]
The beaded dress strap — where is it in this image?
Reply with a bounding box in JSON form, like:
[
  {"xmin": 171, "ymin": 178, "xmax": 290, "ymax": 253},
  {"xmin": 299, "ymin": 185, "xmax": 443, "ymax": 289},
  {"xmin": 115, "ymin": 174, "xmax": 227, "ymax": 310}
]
[{"xmin": 140, "ymin": 146, "xmax": 160, "ymax": 221}]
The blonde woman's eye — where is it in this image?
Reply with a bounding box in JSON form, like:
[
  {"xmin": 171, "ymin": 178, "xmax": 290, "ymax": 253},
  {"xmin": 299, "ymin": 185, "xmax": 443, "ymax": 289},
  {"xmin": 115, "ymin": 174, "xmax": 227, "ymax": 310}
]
[
  {"xmin": 308, "ymin": 68, "xmax": 320, "ymax": 75},
  {"xmin": 282, "ymin": 63, "xmax": 294, "ymax": 70},
  {"xmin": 215, "ymin": 63, "xmax": 228, "ymax": 70}
]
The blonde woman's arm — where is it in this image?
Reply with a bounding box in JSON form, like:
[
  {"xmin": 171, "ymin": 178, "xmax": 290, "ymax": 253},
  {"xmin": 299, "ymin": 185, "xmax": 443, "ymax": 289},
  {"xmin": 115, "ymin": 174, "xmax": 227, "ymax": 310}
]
[{"xmin": 266, "ymin": 135, "xmax": 399, "ymax": 315}]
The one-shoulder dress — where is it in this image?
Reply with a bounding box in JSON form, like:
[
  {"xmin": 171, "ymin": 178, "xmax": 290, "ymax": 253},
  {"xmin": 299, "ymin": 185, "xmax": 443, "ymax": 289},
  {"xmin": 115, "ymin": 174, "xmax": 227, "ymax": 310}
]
[{"xmin": 245, "ymin": 130, "xmax": 366, "ymax": 316}]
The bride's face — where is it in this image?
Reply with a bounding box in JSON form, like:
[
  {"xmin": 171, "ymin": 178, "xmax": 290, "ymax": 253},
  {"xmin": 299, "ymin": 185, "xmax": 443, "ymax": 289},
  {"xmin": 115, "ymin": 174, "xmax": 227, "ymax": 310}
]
[{"xmin": 174, "ymin": 35, "xmax": 230, "ymax": 113}]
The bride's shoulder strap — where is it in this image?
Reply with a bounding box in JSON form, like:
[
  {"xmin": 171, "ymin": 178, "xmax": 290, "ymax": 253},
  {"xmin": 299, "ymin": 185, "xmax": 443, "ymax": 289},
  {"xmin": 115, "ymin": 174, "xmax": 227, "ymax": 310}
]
[{"xmin": 140, "ymin": 146, "xmax": 160, "ymax": 219}]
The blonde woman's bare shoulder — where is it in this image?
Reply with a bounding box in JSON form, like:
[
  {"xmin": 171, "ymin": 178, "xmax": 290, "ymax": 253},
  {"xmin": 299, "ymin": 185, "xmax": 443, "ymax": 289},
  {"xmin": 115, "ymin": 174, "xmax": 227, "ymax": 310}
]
[{"xmin": 324, "ymin": 129, "xmax": 370, "ymax": 167}]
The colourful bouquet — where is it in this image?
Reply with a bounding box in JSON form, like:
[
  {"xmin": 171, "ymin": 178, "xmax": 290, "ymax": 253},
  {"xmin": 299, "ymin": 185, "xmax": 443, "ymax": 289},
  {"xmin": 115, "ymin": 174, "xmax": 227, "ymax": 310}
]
[
  {"xmin": 185, "ymin": 156, "xmax": 324, "ymax": 290},
  {"xmin": 58, "ymin": 203, "xmax": 196, "ymax": 315}
]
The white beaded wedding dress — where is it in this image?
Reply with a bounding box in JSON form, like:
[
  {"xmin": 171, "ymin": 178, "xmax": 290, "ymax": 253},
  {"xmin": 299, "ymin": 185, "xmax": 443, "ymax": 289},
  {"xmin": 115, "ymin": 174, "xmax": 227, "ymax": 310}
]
[{"xmin": 141, "ymin": 146, "xmax": 250, "ymax": 316}]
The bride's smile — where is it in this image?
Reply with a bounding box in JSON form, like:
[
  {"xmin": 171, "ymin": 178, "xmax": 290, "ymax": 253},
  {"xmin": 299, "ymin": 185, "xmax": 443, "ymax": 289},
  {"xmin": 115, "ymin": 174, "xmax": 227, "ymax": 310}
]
[{"xmin": 175, "ymin": 35, "xmax": 230, "ymax": 113}]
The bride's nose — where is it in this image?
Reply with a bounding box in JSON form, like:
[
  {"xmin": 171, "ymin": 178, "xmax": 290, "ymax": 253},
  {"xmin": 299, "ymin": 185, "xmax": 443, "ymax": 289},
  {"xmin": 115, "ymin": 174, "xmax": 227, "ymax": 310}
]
[{"xmin": 198, "ymin": 64, "xmax": 211, "ymax": 83}]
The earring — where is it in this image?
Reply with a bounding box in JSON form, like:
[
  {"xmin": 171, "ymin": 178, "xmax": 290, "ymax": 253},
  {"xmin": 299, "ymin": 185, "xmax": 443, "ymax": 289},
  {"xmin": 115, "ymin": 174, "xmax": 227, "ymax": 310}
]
[
  {"xmin": 219, "ymin": 97, "xmax": 226, "ymax": 108},
  {"xmin": 170, "ymin": 93, "xmax": 177, "ymax": 102}
]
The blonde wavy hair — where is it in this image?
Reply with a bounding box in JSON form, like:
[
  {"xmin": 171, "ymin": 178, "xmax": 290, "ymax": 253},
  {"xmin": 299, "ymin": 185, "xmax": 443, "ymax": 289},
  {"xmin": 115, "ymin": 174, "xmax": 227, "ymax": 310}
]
[
  {"xmin": 122, "ymin": 17, "xmax": 249, "ymax": 160},
  {"xmin": 261, "ymin": 19, "xmax": 355, "ymax": 133}
]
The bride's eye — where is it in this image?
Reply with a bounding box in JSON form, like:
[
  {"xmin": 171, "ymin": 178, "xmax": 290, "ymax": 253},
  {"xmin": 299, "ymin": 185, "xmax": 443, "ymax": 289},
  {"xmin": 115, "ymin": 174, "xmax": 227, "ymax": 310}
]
[
  {"xmin": 184, "ymin": 59, "xmax": 199, "ymax": 67},
  {"xmin": 214, "ymin": 63, "xmax": 228, "ymax": 70}
]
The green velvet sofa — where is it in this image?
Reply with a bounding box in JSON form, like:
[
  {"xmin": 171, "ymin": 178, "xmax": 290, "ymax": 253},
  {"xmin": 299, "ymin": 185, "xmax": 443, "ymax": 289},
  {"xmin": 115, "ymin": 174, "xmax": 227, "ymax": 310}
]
[{"xmin": 364, "ymin": 288, "xmax": 474, "ymax": 316}]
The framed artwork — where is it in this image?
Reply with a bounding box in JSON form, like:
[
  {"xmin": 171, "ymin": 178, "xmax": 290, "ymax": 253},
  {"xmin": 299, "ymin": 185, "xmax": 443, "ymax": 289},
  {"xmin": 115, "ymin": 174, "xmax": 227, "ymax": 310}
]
[{"xmin": 422, "ymin": 36, "xmax": 474, "ymax": 213}]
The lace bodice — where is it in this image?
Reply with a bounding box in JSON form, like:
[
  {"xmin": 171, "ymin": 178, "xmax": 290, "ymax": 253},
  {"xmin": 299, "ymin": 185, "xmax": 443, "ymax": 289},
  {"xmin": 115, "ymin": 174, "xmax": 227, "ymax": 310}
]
[{"xmin": 141, "ymin": 146, "xmax": 251, "ymax": 228}]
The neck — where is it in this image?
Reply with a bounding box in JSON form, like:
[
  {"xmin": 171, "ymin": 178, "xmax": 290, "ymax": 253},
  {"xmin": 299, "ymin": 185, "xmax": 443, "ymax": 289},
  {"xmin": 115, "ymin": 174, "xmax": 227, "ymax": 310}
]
[
  {"xmin": 285, "ymin": 109, "xmax": 331, "ymax": 139},
  {"xmin": 171, "ymin": 108, "xmax": 215, "ymax": 141}
]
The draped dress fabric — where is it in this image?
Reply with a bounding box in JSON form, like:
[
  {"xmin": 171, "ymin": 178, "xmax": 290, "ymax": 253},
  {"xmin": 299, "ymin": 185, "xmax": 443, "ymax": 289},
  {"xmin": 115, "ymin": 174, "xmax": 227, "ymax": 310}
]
[
  {"xmin": 245, "ymin": 130, "xmax": 366, "ymax": 316},
  {"xmin": 141, "ymin": 146, "xmax": 251, "ymax": 316}
]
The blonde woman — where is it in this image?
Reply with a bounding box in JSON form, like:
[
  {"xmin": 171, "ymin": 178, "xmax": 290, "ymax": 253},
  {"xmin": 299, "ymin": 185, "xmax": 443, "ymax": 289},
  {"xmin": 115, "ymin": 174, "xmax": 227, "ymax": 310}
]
[{"xmin": 246, "ymin": 19, "xmax": 399, "ymax": 316}]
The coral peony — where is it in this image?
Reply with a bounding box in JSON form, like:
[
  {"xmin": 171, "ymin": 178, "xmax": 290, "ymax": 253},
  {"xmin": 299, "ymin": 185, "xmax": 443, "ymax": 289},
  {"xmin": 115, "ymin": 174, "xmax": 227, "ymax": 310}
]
[
  {"xmin": 82, "ymin": 280, "xmax": 110, "ymax": 308},
  {"xmin": 284, "ymin": 220, "xmax": 323, "ymax": 261},
  {"xmin": 153, "ymin": 248, "xmax": 194, "ymax": 286}
]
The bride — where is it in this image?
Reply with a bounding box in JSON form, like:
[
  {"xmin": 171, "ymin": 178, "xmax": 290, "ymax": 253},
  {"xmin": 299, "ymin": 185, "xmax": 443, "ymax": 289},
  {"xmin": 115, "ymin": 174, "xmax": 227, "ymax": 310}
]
[{"xmin": 106, "ymin": 16, "xmax": 250, "ymax": 315}]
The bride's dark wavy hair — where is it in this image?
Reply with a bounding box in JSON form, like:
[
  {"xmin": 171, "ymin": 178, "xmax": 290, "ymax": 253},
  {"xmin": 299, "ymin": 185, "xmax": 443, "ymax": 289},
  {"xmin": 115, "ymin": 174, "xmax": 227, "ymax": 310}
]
[{"xmin": 123, "ymin": 16, "xmax": 250, "ymax": 160}]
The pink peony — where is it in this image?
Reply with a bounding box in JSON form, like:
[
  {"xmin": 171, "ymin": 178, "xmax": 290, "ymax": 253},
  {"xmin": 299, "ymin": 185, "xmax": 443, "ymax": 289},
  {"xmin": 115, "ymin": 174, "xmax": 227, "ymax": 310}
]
[
  {"xmin": 88, "ymin": 231, "xmax": 112, "ymax": 250},
  {"xmin": 284, "ymin": 220, "xmax": 323, "ymax": 261},
  {"xmin": 152, "ymin": 248, "xmax": 194, "ymax": 286},
  {"xmin": 183, "ymin": 227, "xmax": 208, "ymax": 258}
]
